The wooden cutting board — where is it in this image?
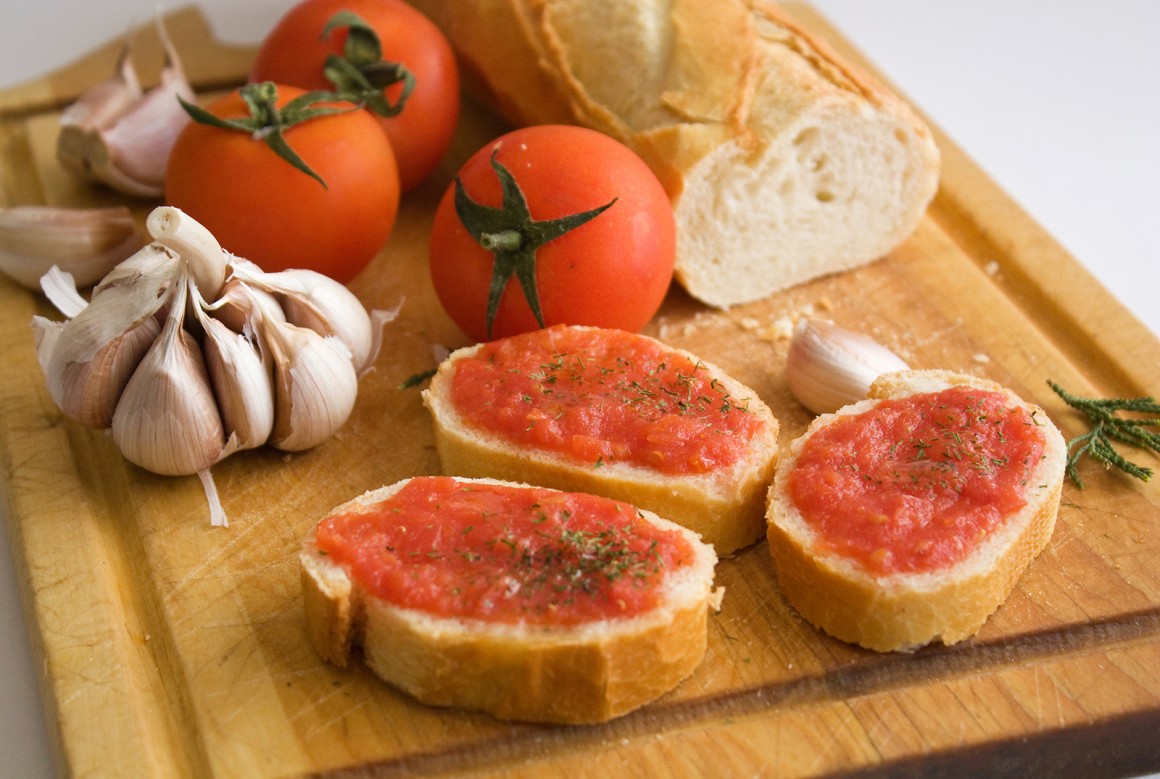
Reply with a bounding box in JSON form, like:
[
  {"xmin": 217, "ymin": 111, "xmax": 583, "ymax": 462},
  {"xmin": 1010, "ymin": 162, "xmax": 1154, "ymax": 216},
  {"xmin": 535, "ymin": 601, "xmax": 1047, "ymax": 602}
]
[{"xmin": 2, "ymin": 5, "xmax": 1157, "ymax": 777}]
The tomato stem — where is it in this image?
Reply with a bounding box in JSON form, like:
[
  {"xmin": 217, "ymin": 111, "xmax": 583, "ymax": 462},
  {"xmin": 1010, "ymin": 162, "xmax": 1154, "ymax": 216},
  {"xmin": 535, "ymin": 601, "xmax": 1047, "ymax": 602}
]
[
  {"xmin": 320, "ymin": 11, "xmax": 415, "ymax": 118},
  {"xmin": 480, "ymin": 230, "xmax": 522, "ymax": 252}
]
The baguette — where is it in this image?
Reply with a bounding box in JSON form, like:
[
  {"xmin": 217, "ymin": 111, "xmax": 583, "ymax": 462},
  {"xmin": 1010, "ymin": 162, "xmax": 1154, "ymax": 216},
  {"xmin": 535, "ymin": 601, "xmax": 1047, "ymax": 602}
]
[
  {"xmin": 301, "ymin": 476, "xmax": 720, "ymax": 724},
  {"xmin": 406, "ymin": 0, "xmax": 940, "ymax": 307},
  {"xmin": 421, "ymin": 325, "xmax": 780, "ymax": 556},
  {"xmin": 766, "ymin": 370, "xmax": 1066, "ymax": 652}
]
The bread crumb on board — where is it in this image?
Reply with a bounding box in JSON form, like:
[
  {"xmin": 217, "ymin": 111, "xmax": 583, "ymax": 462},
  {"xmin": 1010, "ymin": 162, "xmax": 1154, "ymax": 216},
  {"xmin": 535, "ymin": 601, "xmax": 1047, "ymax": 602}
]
[{"xmin": 655, "ymin": 298, "xmax": 837, "ymax": 344}]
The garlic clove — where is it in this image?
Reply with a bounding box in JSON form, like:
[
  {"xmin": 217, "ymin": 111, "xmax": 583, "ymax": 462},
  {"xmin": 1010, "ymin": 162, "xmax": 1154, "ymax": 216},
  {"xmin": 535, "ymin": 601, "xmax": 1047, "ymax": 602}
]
[
  {"xmin": 786, "ymin": 318, "xmax": 909, "ymax": 415},
  {"xmin": 42, "ymin": 243, "xmax": 180, "ymax": 427},
  {"xmin": 111, "ymin": 278, "xmax": 224, "ymax": 475},
  {"xmin": 237, "ymin": 266, "xmax": 380, "ymax": 372},
  {"xmin": 191, "ymin": 287, "xmax": 275, "ymax": 453},
  {"xmin": 260, "ymin": 312, "xmax": 359, "ymax": 452},
  {"xmin": 0, "ymin": 205, "xmax": 143, "ymax": 290},
  {"xmin": 58, "ymin": 44, "xmax": 142, "ymax": 140},
  {"xmin": 48, "ymin": 312, "xmax": 162, "ymax": 429},
  {"xmin": 56, "ymin": 17, "xmax": 193, "ymax": 197}
]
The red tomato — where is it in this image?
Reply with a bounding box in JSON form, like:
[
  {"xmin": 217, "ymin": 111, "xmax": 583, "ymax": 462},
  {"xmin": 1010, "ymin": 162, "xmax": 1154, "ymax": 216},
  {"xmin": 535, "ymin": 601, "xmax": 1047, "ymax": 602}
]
[
  {"xmin": 429, "ymin": 126, "xmax": 676, "ymax": 343},
  {"xmin": 250, "ymin": 0, "xmax": 459, "ymax": 192},
  {"xmin": 165, "ymin": 84, "xmax": 399, "ymax": 283}
]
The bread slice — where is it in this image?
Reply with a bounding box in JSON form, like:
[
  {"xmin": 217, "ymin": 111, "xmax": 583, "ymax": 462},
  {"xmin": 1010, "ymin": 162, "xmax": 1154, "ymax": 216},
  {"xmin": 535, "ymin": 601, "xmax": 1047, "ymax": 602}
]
[
  {"xmin": 406, "ymin": 0, "xmax": 940, "ymax": 307},
  {"xmin": 766, "ymin": 370, "xmax": 1066, "ymax": 652},
  {"xmin": 301, "ymin": 476, "xmax": 720, "ymax": 724},
  {"xmin": 421, "ymin": 325, "xmax": 780, "ymax": 556}
]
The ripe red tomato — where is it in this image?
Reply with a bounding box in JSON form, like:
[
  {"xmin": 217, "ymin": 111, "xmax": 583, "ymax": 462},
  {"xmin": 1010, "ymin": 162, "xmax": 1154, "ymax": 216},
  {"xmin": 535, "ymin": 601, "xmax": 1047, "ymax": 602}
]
[
  {"xmin": 250, "ymin": 0, "xmax": 459, "ymax": 192},
  {"xmin": 429, "ymin": 126, "xmax": 676, "ymax": 343},
  {"xmin": 165, "ymin": 84, "xmax": 399, "ymax": 283}
]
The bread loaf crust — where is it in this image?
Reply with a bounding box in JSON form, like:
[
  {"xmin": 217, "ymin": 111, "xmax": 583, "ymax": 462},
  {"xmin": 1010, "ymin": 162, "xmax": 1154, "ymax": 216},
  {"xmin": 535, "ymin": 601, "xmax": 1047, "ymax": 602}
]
[
  {"xmin": 301, "ymin": 477, "xmax": 719, "ymax": 723},
  {"xmin": 421, "ymin": 327, "xmax": 780, "ymax": 556},
  {"xmin": 766, "ymin": 370, "xmax": 1066, "ymax": 652},
  {"xmin": 406, "ymin": 0, "xmax": 940, "ymax": 307}
]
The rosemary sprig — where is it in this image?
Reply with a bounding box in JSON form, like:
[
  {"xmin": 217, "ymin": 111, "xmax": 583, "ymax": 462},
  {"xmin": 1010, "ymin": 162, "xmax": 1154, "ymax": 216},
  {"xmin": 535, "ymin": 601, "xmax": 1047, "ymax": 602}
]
[{"xmin": 1048, "ymin": 380, "xmax": 1160, "ymax": 488}]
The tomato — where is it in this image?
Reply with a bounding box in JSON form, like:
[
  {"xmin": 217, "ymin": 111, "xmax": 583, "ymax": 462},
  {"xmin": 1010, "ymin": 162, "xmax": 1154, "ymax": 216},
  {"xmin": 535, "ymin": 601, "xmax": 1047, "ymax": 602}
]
[
  {"xmin": 428, "ymin": 126, "xmax": 676, "ymax": 343},
  {"xmin": 250, "ymin": 0, "xmax": 460, "ymax": 192},
  {"xmin": 165, "ymin": 84, "xmax": 399, "ymax": 283}
]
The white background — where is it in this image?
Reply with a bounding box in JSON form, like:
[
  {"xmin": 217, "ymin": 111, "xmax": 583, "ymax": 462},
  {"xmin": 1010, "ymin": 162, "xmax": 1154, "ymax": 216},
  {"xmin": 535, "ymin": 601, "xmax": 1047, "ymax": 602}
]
[{"xmin": 1, "ymin": 2, "xmax": 1158, "ymax": 776}]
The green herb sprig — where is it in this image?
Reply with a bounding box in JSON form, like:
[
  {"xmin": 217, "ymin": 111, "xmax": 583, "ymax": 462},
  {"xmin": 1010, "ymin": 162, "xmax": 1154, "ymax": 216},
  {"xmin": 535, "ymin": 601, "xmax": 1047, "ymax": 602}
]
[{"xmin": 1048, "ymin": 380, "xmax": 1160, "ymax": 488}]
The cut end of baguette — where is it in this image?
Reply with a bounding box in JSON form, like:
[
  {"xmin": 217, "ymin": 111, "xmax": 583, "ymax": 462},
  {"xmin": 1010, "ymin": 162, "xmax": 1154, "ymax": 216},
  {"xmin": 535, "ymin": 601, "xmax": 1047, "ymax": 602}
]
[
  {"xmin": 671, "ymin": 104, "xmax": 938, "ymax": 308},
  {"xmin": 301, "ymin": 476, "xmax": 719, "ymax": 724},
  {"xmin": 766, "ymin": 370, "xmax": 1066, "ymax": 652},
  {"xmin": 408, "ymin": 0, "xmax": 939, "ymax": 309}
]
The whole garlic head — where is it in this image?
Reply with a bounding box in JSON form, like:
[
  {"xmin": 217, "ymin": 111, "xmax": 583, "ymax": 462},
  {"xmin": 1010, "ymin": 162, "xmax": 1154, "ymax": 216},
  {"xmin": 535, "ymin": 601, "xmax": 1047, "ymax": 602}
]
[{"xmin": 32, "ymin": 206, "xmax": 399, "ymax": 525}]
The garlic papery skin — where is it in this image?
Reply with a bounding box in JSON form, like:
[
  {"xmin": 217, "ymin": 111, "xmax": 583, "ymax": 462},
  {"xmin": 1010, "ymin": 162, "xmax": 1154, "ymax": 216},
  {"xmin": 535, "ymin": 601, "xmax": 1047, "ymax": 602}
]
[
  {"xmin": 260, "ymin": 312, "xmax": 359, "ymax": 452},
  {"xmin": 786, "ymin": 318, "xmax": 909, "ymax": 415},
  {"xmin": 208, "ymin": 277, "xmax": 286, "ymax": 334},
  {"xmin": 111, "ymin": 278, "xmax": 224, "ymax": 475},
  {"xmin": 0, "ymin": 205, "xmax": 143, "ymax": 290}
]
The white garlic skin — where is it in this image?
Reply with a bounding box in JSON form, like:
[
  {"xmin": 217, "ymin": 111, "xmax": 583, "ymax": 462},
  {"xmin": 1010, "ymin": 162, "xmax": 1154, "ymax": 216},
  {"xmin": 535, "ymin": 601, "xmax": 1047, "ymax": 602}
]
[{"xmin": 786, "ymin": 319, "xmax": 909, "ymax": 414}]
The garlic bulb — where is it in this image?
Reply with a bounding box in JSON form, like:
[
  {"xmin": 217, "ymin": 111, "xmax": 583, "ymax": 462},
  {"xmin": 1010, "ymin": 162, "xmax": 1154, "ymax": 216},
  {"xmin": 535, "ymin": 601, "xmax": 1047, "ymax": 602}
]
[
  {"xmin": 0, "ymin": 205, "xmax": 143, "ymax": 290},
  {"xmin": 786, "ymin": 318, "xmax": 909, "ymax": 414},
  {"xmin": 32, "ymin": 206, "xmax": 399, "ymax": 525},
  {"xmin": 56, "ymin": 16, "xmax": 192, "ymax": 197}
]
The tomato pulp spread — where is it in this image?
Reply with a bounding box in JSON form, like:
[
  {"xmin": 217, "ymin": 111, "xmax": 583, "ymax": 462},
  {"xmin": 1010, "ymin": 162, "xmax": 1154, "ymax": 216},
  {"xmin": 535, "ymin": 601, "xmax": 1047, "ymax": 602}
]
[
  {"xmin": 314, "ymin": 477, "xmax": 697, "ymax": 626},
  {"xmin": 448, "ymin": 326, "xmax": 764, "ymax": 475},
  {"xmin": 788, "ymin": 386, "xmax": 1047, "ymax": 576}
]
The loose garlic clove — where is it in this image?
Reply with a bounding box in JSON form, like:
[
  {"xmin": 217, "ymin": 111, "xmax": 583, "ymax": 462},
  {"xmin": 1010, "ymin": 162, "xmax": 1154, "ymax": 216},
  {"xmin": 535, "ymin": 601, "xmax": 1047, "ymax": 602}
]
[
  {"xmin": 57, "ymin": 44, "xmax": 142, "ymax": 138},
  {"xmin": 56, "ymin": 17, "xmax": 193, "ymax": 197},
  {"xmin": 786, "ymin": 318, "xmax": 909, "ymax": 414},
  {"xmin": 260, "ymin": 310, "xmax": 359, "ymax": 452},
  {"xmin": 0, "ymin": 205, "xmax": 143, "ymax": 290},
  {"xmin": 111, "ymin": 278, "xmax": 224, "ymax": 475}
]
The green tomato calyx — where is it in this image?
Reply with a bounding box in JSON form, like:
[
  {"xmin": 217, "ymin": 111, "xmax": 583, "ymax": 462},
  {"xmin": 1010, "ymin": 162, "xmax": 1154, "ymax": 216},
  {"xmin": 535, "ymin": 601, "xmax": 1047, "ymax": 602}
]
[
  {"xmin": 453, "ymin": 149, "xmax": 617, "ymax": 340},
  {"xmin": 178, "ymin": 81, "xmax": 358, "ymax": 188},
  {"xmin": 321, "ymin": 11, "xmax": 415, "ymax": 118}
]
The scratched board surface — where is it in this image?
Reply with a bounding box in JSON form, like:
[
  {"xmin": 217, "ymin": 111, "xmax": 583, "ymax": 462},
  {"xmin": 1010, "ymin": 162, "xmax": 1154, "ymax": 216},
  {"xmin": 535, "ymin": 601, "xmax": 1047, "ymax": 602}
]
[{"xmin": 0, "ymin": 5, "xmax": 1157, "ymax": 777}]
